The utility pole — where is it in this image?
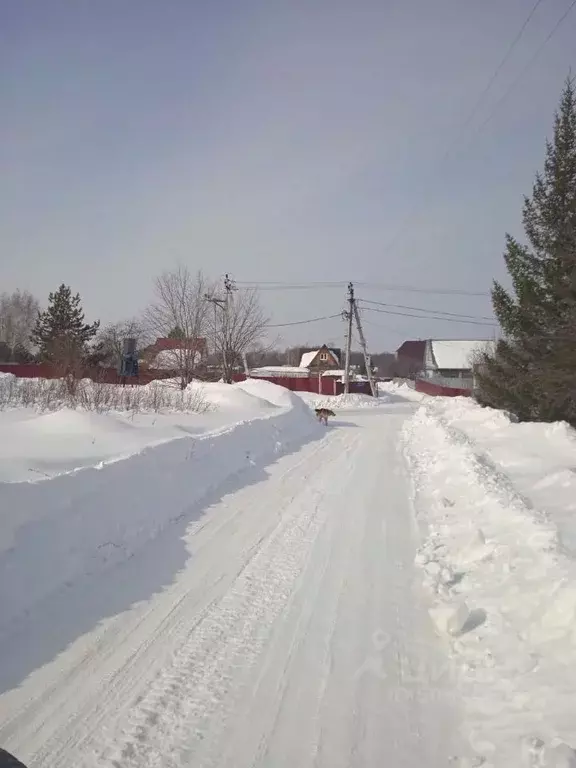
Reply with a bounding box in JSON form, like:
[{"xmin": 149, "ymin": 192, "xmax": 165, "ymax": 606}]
[
  {"xmin": 352, "ymin": 300, "xmax": 378, "ymax": 398},
  {"xmin": 343, "ymin": 282, "xmax": 354, "ymax": 394},
  {"xmin": 204, "ymin": 274, "xmax": 235, "ymax": 381},
  {"xmin": 223, "ymin": 274, "xmax": 236, "ymax": 381}
]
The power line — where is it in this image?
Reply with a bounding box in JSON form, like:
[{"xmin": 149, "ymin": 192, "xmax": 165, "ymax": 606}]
[
  {"xmin": 470, "ymin": 0, "xmax": 576, "ymax": 138},
  {"xmin": 459, "ymin": 0, "xmax": 546, "ymax": 130},
  {"xmin": 361, "ymin": 317, "xmax": 410, "ymax": 338},
  {"xmin": 439, "ymin": 0, "xmax": 546, "ymax": 162},
  {"xmin": 359, "ymin": 298, "xmax": 495, "ymax": 321},
  {"xmin": 362, "ymin": 306, "xmax": 498, "ymax": 327},
  {"xmin": 238, "ymin": 280, "xmax": 489, "ymax": 297},
  {"xmin": 355, "ymin": 282, "xmax": 489, "ymax": 296},
  {"xmin": 267, "ymin": 313, "xmax": 343, "ymax": 328},
  {"xmin": 381, "ymin": 0, "xmax": 568, "ymax": 258}
]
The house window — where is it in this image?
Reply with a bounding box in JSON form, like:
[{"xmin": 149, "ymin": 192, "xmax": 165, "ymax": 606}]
[{"xmin": 319, "ymin": 352, "xmax": 328, "ymax": 361}]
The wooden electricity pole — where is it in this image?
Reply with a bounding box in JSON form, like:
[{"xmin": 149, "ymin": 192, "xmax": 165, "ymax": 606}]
[
  {"xmin": 343, "ymin": 282, "xmax": 354, "ymax": 394},
  {"xmin": 352, "ymin": 300, "xmax": 378, "ymax": 398},
  {"xmin": 205, "ymin": 273, "xmax": 235, "ymax": 380}
]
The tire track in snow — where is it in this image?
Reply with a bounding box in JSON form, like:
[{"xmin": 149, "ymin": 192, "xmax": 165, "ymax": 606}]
[
  {"xmin": 93, "ymin": 436, "xmax": 362, "ymax": 768},
  {"xmin": 2, "ymin": 406, "xmax": 459, "ymax": 768},
  {"xmin": 0, "ymin": 431, "xmax": 342, "ymax": 766}
]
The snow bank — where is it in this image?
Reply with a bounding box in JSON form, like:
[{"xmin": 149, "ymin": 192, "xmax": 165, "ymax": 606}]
[
  {"xmin": 0, "ymin": 380, "xmax": 286, "ymax": 483},
  {"xmin": 234, "ymin": 377, "xmax": 296, "ymax": 408},
  {"xmin": 311, "ymin": 392, "xmax": 383, "ymax": 409},
  {"xmin": 0, "ymin": 381, "xmax": 321, "ymax": 690},
  {"xmin": 379, "ymin": 380, "xmax": 426, "ymax": 402},
  {"xmin": 427, "ymin": 397, "xmax": 576, "ymax": 556},
  {"xmin": 299, "ymin": 388, "xmax": 412, "ymax": 410},
  {"xmin": 403, "ymin": 400, "xmax": 576, "ymax": 767}
]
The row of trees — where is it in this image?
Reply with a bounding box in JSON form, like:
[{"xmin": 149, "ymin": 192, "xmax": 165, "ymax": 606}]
[
  {"xmin": 0, "ymin": 272, "xmax": 405, "ymax": 385},
  {"xmin": 0, "ymin": 270, "xmax": 270, "ymax": 386},
  {"xmin": 476, "ymin": 76, "xmax": 576, "ymax": 426}
]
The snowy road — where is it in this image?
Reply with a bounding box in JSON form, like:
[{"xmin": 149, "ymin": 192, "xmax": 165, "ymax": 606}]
[{"xmin": 0, "ymin": 404, "xmax": 460, "ymax": 767}]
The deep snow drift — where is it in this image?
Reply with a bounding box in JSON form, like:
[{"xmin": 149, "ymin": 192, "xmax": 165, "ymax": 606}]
[
  {"xmin": 0, "ymin": 377, "xmax": 283, "ymax": 483},
  {"xmin": 403, "ymin": 397, "xmax": 576, "ymax": 767}
]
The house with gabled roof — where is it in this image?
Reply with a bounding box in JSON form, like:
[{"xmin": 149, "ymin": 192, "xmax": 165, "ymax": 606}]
[
  {"xmin": 298, "ymin": 345, "xmax": 341, "ymax": 373},
  {"xmin": 423, "ymin": 339, "xmax": 496, "ymax": 379}
]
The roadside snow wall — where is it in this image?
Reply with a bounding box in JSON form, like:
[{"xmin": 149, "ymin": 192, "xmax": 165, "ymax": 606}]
[
  {"xmin": 403, "ymin": 400, "xmax": 576, "ymax": 767},
  {"xmin": 0, "ymin": 388, "xmax": 320, "ymax": 662}
]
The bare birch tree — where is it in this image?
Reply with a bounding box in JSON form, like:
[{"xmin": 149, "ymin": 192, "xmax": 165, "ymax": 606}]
[
  {"xmin": 0, "ymin": 290, "xmax": 40, "ymax": 361},
  {"xmin": 144, "ymin": 266, "xmax": 213, "ymax": 388},
  {"xmin": 208, "ymin": 287, "xmax": 268, "ymax": 383}
]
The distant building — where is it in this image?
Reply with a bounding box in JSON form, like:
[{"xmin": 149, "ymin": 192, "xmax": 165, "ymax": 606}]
[
  {"xmin": 423, "ymin": 339, "xmax": 496, "ymax": 379},
  {"xmin": 396, "ymin": 339, "xmax": 496, "ymax": 382},
  {"xmin": 395, "ymin": 340, "xmax": 427, "ymax": 377},
  {"xmin": 298, "ymin": 345, "xmax": 340, "ymax": 373},
  {"xmin": 142, "ymin": 337, "xmax": 208, "ymax": 370}
]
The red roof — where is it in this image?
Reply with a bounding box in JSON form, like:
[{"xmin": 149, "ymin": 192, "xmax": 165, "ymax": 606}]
[
  {"xmin": 153, "ymin": 337, "xmax": 206, "ymax": 352},
  {"xmin": 396, "ymin": 340, "xmax": 426, "ymax": 362}
]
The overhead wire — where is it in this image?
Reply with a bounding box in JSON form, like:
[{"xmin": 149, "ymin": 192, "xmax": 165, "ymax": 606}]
[
  {"xmin": 267, "ymin": 313, "xmax": 343, "ymax": 328},
  {"xmin": 237, "ymin": 280, "xmax": 489, "ymax": 297},
  {"xmin": 359, "ymin": 298, "xmax": 495, "ymax": 321},
  {"xmin": 468, "ymin": 0, "xmax": 576, "ymax": 138},
  {"xmin": 381, "ymin": 0, "xmax": 571, "ymax": 257},
  {"xmin": 361, "ymin": 305, "xmax": 498, "ymax": 327}
]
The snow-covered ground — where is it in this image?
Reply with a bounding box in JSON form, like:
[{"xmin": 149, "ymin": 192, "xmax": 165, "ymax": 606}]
[
  {"xmin": 0, "ymin": 382, "xmax": 466, "ymax": 767},
  {"xmin": 0, "ymin": 378, "xmax": 283, "ymax": 483},
  {"xmin": 404, "ymin": 396, "xmax": 576, "ymax": 767},
  {"xmin": 299, "ymin": 385, "xmax": 414, "ymax": 410},
  {"xmin": 2, "ymin": 375, "xmax": 576, "ymax": 767},
  {"xmin": 427, "ymin": 397, "xmax": 576, "ymax": 556}
]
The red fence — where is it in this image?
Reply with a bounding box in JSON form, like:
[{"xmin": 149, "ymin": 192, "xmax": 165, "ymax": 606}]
[
  {"xmin": 0, "ymin": 365, "xmax": 375, "ymax": 396},
  {"xmin": 232, "ymin": 374, "xmax": 373, "ymax": 396},
  {"xmin": 0, "ymin": 364, "xmax": 170, "ymax": 385},
  {"xmin": 415, "ymin": 378, "xmax": 471, "ymax": 397}
]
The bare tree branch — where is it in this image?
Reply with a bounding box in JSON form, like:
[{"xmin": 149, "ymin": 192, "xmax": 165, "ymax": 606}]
[
  {"xmin": 144, "ymin": 267, "xmax": 213, "ymax": 388},
  {"xmin": 207, "ymin": 287, "xmax": 269, "ymax": 383},
  {"xmin": 0, "ymin": 290, "xmax": 40, "ymax": 360},
  {"xmin": 95, "ymin": 318, "xmax": 152, "ymax": 367}
]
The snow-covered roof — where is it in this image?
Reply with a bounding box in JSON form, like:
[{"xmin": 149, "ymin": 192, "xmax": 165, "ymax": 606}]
[
  {"xmin": 299, "ymin": 348, "xmax": 339, "ymax": 368},
  {"xmin": 149, "ymin": 349, "xmax": 202, "ymax": 370},
  {"xmin": 250, "ymin": 366, "xmax": 310, "ymax": 378},
  {"xmin": 428, "ymin": 340, "xmax": 496, "ymax": 371}
]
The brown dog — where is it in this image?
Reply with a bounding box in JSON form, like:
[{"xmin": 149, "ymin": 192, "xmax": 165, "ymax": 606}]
[{"xmin": 315, "ymin": 407, "xmax": 336, "ymax": 425}]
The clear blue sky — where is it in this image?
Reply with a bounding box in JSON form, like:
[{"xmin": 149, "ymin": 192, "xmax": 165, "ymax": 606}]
[{"xmin": 2, "ymin": 0, "xmax": 575, "ymax": 351}]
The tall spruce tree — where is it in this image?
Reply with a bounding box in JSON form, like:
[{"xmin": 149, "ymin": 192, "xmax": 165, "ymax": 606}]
[
  {"xmin": 476, "ymin": 77, "xmax": 576, "ymax": 425},
  {"xmin": 31, "ymin": 284, "xmax": 100, "ymax": 369}
]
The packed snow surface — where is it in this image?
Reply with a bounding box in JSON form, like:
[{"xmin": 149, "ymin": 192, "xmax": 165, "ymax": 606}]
[{"xmin": 298, "ymin": 388, "xmax": 409, "ymax": 410}]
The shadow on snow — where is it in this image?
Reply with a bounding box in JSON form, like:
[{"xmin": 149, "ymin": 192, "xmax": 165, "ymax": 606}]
[{"xmin": 0, "ymin": 423, "xmax": 326, "ymax": 695}]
